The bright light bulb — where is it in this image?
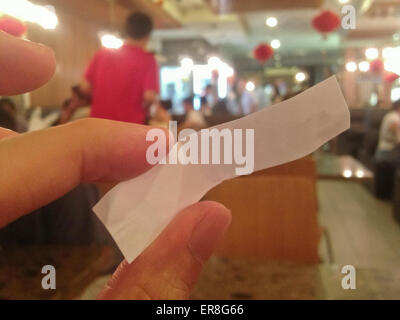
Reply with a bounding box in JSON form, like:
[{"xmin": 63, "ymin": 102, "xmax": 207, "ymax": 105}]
[
  {"xmin": 356, "ymin": 169, "xmax": 364, "ymax": 178},
  {"xmin": 343, "ymin": 169, "xmax": 352, "ymax": 178},
  {"xmin": 381, "ymin": 47, "xmax": 400, "ymax": 74},
  {"xmin": 266, "ymin": 17, "xmax": 278, "ymax": 28},
  {"xmin": 346, "ymin": 61, "xmax": 357, "ymax": 72},
  {"xmin": 339, "ymin": 0, "xmax": 349, "ymax": 4},
  {"xmin": 227, "ymin": 66, "xmax": 234, "ymax": 77},
  {"xmin": 0, "ymin": 0, "xmax": 58, "ymax": 30},
  {"xmin": 208, "ymin": 56, "xmax": 222, "ymax": 69},
  {"xmin": 365, "ymin": 48, "xmax": 379, "ymax": 60},
  {"xmin": 246, "ymin": 81, "xmax": 255, "ymax": 91},
  {"xmin": 101, "ymin": 34, "xmax": 123, "ymax": 49},
  {"xmin": 271, "ymin": 39, "xmax": 281, "ymax": 49},
  {"xmin": 358, "ymin": 61, "xmax": 370, "ymax": 72},
  {"xmin": 295, "ymin": 72, "xmax": 306, "ymax": 82},
  {"xmin": 223, "ymin": 64, "xmax": 234, "ymax": 77},
  {"xmin": 180, "ymin": 57, "xmax": 194, "ymax": 69},
  {"xmin": 382, "ymin": 47, "xmax": 397, "ymax": 59}
]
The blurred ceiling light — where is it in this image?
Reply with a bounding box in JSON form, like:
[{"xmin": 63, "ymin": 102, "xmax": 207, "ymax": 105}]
[
  {"xmin": 345, "ymin": 61, "xmax": 357, "ymax": 72},
  {"xmin": 266, "ymin": 17, "xmax": 278, "ymax": 28},
  {"xmin": 271, "ymin": 39, "xmax": 281, "ymax": 49},
  {"xmin": 343, "ymin": 169, "xmax": 352, "ymax": 178},
  {"xmin": 222, "ymin": 63, "xmax": 234, "ymax": 77},
  {"xmin": 383, "ymin": 47, "xmax": 395, "ymax": 59},
  {"xmin": 246, "ymin": 81, "xmax": 255, "ymax": 91},
  {"xmin": 0, "ymin": 0, "xmax": 58, "ymax": 29},
  {"xmin": 384, "ymin": 60, "xmax": 400, "ymax": 75},
  {"xmin": 365, "ymin": 48, "xmax": 379, "ymax": 60},
  {"xmin": 338, "ymin": 0, "xmax": 349, "ymax": 3},
  {"xmin": 101, "ymin": 34, "xmax": 123, "ymax": 49},
  {"xmin": 383, "ymin": 47, "xmax": 400, "ymax": 74},
  {"xmin": 356, "ymin": 169, "xmax": 364, "ymax": 178},
  {"xmin": 295, "ymin": 72, "xmax": 306, "ymax": 82},
  {"xmin": 358, "ymin": 61, "xmax": 370, "ymax": 72},
  {"xmin": 180, "ymin": 57, "xmax": 194, "ymax": 69},
  {"xmin": 208, "ymin": 56, "xmax": 222, "ymax": 69}
]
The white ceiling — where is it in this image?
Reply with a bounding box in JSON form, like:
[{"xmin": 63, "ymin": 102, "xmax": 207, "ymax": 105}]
[{"xmin": 153, "ymin": 0, "xmax": 400, "ymax": 66}]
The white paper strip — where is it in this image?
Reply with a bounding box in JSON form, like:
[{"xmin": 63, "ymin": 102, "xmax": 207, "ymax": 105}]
[{"xmin": 93, "ymin": 76, "xmax": 350, "ymax": 263}]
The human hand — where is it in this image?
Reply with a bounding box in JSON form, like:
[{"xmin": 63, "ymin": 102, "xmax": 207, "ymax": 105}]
[{"xmin": 0, "ymin": 30, "xmax": 231, "ymax": 299}]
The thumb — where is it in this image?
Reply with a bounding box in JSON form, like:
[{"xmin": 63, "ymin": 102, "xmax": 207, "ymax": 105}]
[{"xmin": 98, "ymin": 201, "xmax": 231, "ymax": 300}]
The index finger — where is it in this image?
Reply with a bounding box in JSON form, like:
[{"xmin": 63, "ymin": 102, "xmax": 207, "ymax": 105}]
[
  {"xmin": 0, "ymin": 30, "xmax": 56, "ymax": 95},
  {"xmin": 0, "ymin": 118, "xmax": 170, "ymax": 228}
]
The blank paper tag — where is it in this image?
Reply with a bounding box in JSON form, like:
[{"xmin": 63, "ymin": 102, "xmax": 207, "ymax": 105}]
[{"xmin": 93, "ymin": 76, "xmax": 350, "ymax": 263}]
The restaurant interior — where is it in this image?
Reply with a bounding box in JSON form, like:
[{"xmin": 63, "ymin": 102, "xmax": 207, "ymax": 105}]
[{"xmin": 1, "ymin": 0, "xmax": 400, "ymax": 300}]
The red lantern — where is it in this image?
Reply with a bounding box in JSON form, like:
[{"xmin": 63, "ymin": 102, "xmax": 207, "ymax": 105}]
[
  {"xmin": 253, "ymin": 43, "xmax": 274, "ymax": 63},
  {"xmin": 312, "ymin": 10, "xmax": 340, "ymax": 34},
  {"xmin": 0, "ymin": 17, "xmax": 26, "ymax": 37},
  {"xmin": 384, "ymin": 72, "xmax": 399, "ymax": 83},
  {"xmin": 370, "ymin": 59, "xmax": 384, "ymax": 73}
]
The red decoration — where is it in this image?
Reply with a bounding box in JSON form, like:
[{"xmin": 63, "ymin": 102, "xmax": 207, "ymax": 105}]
[
  {"xmin": 0, "ymin": 17, "xmax": 26, "ymax": 37},
  {"xmin": 370, "ymin": 59, "xmax": 384, "ymax": 73},
  {"xmin": 253, "ymin": 43, "xmax": 274, "ymax": 63},
  {"xmin": 384, "ymin": 72, "xmax": 399, "ymax": 83},
  {"xmin": 312, "ymin": 10, "xmax": 340, "ymax": 34}
]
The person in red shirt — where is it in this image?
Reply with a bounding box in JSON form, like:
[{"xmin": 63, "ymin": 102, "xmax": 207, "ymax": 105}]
[{"xmin": 81, "ymin": 12, "xmax": 159, "ymax": 124}]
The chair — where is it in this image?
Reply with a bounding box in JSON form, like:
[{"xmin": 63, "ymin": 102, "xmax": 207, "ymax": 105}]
[{"xmin": 203, "ymin": 156, "xmax": 320, "ymax": 263}]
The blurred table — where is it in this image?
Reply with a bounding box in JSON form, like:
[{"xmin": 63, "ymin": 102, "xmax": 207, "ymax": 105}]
[
  {"xmin": 315, "ymin": 153, "xmax": 373, "ymax": 181},
  {"xmin": 0, "ymin": 245, "xmax": 114, "ymax": 300},
  {"xmin": 191, "ymin": 256, "xmax": 400, "ymax": 300},
  {"xmin": 3, "ymin": 245, "xmax": 399, "ymax": 300}
]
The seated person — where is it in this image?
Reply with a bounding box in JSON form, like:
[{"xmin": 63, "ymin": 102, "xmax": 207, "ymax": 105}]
[
  {"xmin": 200, "ymin": 96, "xmax": 212, "ymax": 116},
  {"xmin": 148, "ymin": 99, "xmax": 172, "ymax": 129},
  {"xmin": 0, "ymin": 105, "xmax": 16, "ymax": 131},
  {"xmin": 179, "ymin": 96, "xmax": 206, "ymax": 131},
  {"xmin": 56, "ymin": 85, "xmax": 91, "ymax": 125},
  {"xmin": 376, "ymin": 99, "xmax": 400, "ymax": 165},
  {"xmin": 201, "ymin": 84, "xmax": 217, "ymax": 116},
  {"xmin": 0, "ymin": 98, "xmax": 27, "ymax": 132}
]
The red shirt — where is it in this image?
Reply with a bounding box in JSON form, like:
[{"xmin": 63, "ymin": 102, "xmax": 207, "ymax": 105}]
[{"xmin": 85, "ymin": 44, "xmax": 159, "ymax": 124}]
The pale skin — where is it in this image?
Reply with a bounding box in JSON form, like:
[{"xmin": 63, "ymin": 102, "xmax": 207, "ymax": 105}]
[{"xmin": 0, "ymin": 30, "xmax": 231, "ymax": 299}]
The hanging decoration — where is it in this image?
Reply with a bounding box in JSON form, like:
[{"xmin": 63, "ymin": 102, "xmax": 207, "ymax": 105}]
[
  {"xmin": 384, "ymin": 71, "xmax": 399, "ymax": 83},
  {"xmin": 312, "ymin": 10, "xmax": 340, "ymax": 36},
  {"xmin": 253, "ymin": 43, "xmax": 274, "ymax": 64},
  {"xmin": 370, "ymin": 59, "xmax": 384, "ymax": 73}
]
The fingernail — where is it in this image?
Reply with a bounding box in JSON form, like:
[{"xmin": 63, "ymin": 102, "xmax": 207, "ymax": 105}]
[{"xmin": 189, "ymin": 203, "xmax": 231, "ymax": 264}]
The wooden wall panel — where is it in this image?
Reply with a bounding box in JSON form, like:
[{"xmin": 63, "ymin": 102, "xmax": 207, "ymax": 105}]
[{"xmin": 27, "ymin": 12, "xmax": 106, "ymax": 107}]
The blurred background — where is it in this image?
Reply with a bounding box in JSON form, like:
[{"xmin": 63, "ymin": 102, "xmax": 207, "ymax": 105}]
[{"xmin": 2, "ymin": 0, "xmax": 400, "ymax": 300}]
